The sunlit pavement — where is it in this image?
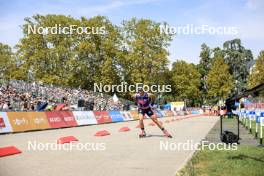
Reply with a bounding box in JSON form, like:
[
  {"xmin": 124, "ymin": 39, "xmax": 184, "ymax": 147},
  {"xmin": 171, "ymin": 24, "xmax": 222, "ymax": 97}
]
[{"xmin": 0, "ymin": 116, "xmax": 219, "ymax": 176}]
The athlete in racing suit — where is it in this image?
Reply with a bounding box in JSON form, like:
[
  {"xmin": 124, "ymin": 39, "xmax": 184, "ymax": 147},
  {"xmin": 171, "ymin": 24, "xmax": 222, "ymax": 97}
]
[{"xmin": 133, "ymin": 88, "xmax": 172, "ymax": 138}]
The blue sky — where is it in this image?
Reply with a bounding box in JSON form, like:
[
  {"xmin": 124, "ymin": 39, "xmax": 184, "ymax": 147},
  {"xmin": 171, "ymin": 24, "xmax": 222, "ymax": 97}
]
[{"xmin": 0, "ymin": 0, "xmax": 263, "ymax": 64}]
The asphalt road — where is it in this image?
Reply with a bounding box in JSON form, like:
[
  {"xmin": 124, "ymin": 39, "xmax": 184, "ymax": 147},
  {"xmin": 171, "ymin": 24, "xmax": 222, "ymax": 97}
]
[{"xmin": 0, "ymin": 116, "xmax": 218, "ymax": 176}]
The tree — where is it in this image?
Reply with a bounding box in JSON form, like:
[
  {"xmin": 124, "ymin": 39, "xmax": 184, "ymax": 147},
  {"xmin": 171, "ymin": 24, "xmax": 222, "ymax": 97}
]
[
  {"xmin": 16, "ymin": 14, "xmax": 122, "ymax": 89},
  {"xmin": 223, "ymin": 39, "xmax": 253, "ymax": 95},
  {"xmin": 248, "ymin": 51, "xmax": 264, "ymax": 88},
  {"xmin": 206, "ymin": 56, "xmax": 234, "ymax": 104},
  {"xmin": 0, "ymin": 43, "xmax": 19, "ymax": 80},
  {"xmin": 73, "ymin": 15, "xmax": 122, "ymax": 90},
  {"xmin": 121, "ymin": 18, "xmax": 173, "ymax": 86},
  {"xmin": 16, "ymin": 14, "xmax": 78, "ymax": 85},
  {"xmin": 197, "ymin": 43, "xmax": 211, "ymax": 78},
  {"xmin": 197, "ymin": 43, "xmax": 212, "ymax": 104},
  {"xmin": 171, "ymin": 60, "xmax": 201, "ymax": 106},
  {"xmin": 14, "ymin": 15, "xmax": 174, "ymax": 101}
]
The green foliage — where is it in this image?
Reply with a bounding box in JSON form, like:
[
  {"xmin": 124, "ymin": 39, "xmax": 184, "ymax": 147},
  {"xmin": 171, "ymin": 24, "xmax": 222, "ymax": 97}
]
[
  {"xmin": 1, "ymin": 14, "xmax": 260, "ymax": 105},
  {"xmin": 223, "ymin": 39, "xmax": 254, "ymax": 94},
  {"xmin": 16, "ymin": 14, "xmax": 122, "ymax": 89},
  {"xmin": 0, "ymin": 43, "xmax": 13, "ymax": 79},
  {"xmin": 178, "ymin": 145, "xmax": 264, "ymax": 176},
  {"xmin": 121, "ymin": 18, "xmax": 173, "ymax": 86},
  {"xmin": 197, "ymin": 39, "xmax": 254, "ymax": 104},
  {"xmin": 248, "ymin": 51, "xmax": 264, "ymax": 88},
  {"xmin": 0, "ymin": 43, "xmax": 22, "ymax": 80},
  {"xmin": 197, "ymin": 43, "xmax": 212, "ymax": 104},
  {"xmin": 10, "ymin": 15, "xmax": 174, "ymax": 100},
  {"xmin": 206, "ymin": 56, "xmax": 234, "ymax": 103},
  {"xmin": 197, "ymin": 43, "xmax": 212, "ymax": 78},
  {"xmin": 171, "ymin": 60, "xmax": 201, "ymax": 104}
]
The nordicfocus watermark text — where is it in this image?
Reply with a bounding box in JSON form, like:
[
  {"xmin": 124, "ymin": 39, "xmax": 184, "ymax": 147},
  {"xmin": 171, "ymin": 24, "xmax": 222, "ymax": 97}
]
[
  {"xmin": 94, "ymin": 82, "xmax": 171, "ymax": 93},
  {"xmin": 27, "ymin": 141, "xmax": 106, "ymax": 151},
  {"xmin": 160, "ymin": 24, "xmax": 238, "ymax": 35},
  {"xmin": 27, "ymin": 24, "xmax": 106, "ymax": 35},
  {"xmin": 160, "ymin": 140, "xmax": 237, "ymax": 151}
]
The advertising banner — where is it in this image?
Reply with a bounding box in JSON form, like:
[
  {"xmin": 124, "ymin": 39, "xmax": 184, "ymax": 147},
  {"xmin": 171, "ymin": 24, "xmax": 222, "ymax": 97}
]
[
  {"xmin": 171, "ymin": 101, "xmax": 184, "ymax": 111},
  {"xmin": 59, "ymin": 111, "xmax": 78, "ymax": 127},
  {"xmin": 72, "ymin": 111, "xmax": 97, "ymax": 125},
  {"xmin": 93, "ymin": 111, "xmax": 112, "ymax": 124},
  {"xmin": 0, "ymin": 117, "xmax": 4, "ymax": 127},
  {"xmin": 7, "ymin": 112, "xmax": 35, "ymax": 132},
  {"xmin": 26, "ymin": 112, "xmax": 51, "ymax": 130},
  {"xmin": 109, "ymin": 111, "xmax": 124, "ymax": 122},
  {"xmin": 0, "ymin": 112, "xmax": 13, "ymax": 133},
  {"xmin": 46, "ymin": 111, "xmax": 77, "ymax": 128},
  {"xmin": 120, "ymin": 111, "xmax": 134, "ymax": 121},
  {"xmin": 45, "ymin": 111, "xmax": 68, "ymax": 128},
  {"xmin": 129, "ymin": 110, "xmax": 139, "ymax": 120}
]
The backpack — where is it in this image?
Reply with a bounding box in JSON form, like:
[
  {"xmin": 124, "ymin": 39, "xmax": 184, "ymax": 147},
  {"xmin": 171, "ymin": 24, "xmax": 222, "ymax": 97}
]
[{"xmin": 220, "ymin": 130, "xmax": 239, "ymax": 144}]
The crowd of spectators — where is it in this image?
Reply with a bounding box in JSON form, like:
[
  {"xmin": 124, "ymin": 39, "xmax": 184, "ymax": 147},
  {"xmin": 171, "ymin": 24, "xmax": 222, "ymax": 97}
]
[{"xmin": 0, "ymin": 80, "xmax": 130, "ymax": 111}]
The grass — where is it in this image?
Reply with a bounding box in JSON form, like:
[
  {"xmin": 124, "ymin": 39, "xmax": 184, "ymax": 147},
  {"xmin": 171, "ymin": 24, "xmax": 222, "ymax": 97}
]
[
  {"xmin": 222, "ymin": 116, "xmax": 263, "ymax": 144},
  {"xmin": 177, "ymin": 145, "xmax": 264, "ymax": 176},
  {"xmin": 243, "ymin": 119, "xmax": 264, "ymax": 143}
]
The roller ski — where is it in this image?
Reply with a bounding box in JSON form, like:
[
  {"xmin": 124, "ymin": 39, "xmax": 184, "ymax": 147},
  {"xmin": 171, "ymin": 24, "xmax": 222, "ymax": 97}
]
[
  {"xmin": 139, "ymin": 130, "xmax": 146, "ymax": 138},
  {"xmin": 163, "ymin": 129, "xmax": 173, "ymax": 138}
]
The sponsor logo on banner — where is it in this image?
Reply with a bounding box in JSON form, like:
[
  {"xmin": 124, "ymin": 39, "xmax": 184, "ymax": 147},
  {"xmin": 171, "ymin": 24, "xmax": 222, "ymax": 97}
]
[
  {"xmin": 171, "ymin": 101, "xmax": 185, "ymax": 111},
  {"xmin": 0, "ymin": 117, "xmax": 6, "ymax": 128},
  {"xmin": 7, "ymin": 112, "xmax": 34, "ymax": 132},
  {"xmin": 60, "ymin": 111, "xmax": 78, "ymax": 126},
  {"xmin": 14, "ymin": 117, "xmax": 28, "ymax": 125},
  {"xmin": 26, "ymin": 112, "xmax": 51, "ymax": 130},
  {"xmin": 46, "ymin": 111, "xmax": 77, "ymax": 128},
  {"xmin": 129, "ymin": 110, "xmax": 139, "ymax": 120},
  {"xmin": 120, "ymin": 111, "xmax": 134, "ymax": 121},
  {"xmin": 0, "ymin": 112, "xmax": 13, "ymax": 133},
  {"xmin": 45, "ymin": 111, "xmax": 67, "ymax": 128},
  {"xmin": 50, "ymin": 117, "xmax": 61, "ymax": 122},
  {"xmin": 93, "ymin": 111, "xmax": 112, "ymax": 124},
  {"xmin": 72, "ymin": 111, "xmax": 97, "ymax": 125},
  {"xmin": 109, "ymin": 111, "xmax": 124, "ymax": 122},
  {"xmin": 34, "ymin": 117, "xmax": 44, "ymax": 124}
]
